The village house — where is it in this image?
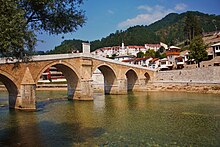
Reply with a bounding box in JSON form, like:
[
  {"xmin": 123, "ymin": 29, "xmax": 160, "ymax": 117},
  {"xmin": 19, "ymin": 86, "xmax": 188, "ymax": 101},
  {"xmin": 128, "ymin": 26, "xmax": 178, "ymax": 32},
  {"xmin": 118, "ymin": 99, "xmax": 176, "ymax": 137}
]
[
  {"xmin": 125, "ymin": 45, "xmax": 146, "ymax": 56},
  {"xmin": 165, "ymin": 46, "xmax": 184, "ymax": 69},
  {"xmin": 211, "ymin": 42, "xmax": 220, "ymax": 57},
  {"xmin": 145, "ymin": 44, "xmax": 161, "ymax": 52},
  {"xmin": 121, "ymin": 56, "xmax": 153, "ymax": 67},
  {"xmin": 92, "ymin": 46, "xmax": 120, "ymax": 57},
  {"xmin": 148, "ymin": 58, "xmax": 160, "ymax": 69},
  {"xmin": 114, "ymin": 55, "xmax": 135, "ymax": 62},
  {"xmin": 159, "ymin": 58, "xmax": 169, "ymax": 70}
]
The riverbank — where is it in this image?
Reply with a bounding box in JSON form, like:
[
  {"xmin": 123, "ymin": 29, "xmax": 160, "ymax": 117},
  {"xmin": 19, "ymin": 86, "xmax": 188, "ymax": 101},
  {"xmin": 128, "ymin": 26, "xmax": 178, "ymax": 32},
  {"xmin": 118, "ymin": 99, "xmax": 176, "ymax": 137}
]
[
  {"xmin": 146, "ymin": 82, "xmax": 220, "ymax": 94},
  {"xmin": 1, "ymin": 84, "xmax": 220, "ymax": 94}
]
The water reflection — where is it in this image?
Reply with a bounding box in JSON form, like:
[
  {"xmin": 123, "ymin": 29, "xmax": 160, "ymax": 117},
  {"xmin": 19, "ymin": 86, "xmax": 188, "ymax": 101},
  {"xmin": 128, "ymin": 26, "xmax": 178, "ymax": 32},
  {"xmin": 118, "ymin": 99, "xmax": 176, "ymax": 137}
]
[
  {"xmin": 0, "ymin": 91, "xmax": 220, "ymax": 146},
  {"xmin": 0, "ymin": 110, "xmax": 42, "ymax": 147}
]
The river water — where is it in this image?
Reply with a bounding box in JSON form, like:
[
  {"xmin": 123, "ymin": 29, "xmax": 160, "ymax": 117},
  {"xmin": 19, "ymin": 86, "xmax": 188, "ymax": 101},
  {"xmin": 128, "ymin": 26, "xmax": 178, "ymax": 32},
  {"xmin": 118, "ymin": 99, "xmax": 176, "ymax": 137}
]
[{"xmin": 0, "ymin": 90, "xmax": 220, "ymax": 146}]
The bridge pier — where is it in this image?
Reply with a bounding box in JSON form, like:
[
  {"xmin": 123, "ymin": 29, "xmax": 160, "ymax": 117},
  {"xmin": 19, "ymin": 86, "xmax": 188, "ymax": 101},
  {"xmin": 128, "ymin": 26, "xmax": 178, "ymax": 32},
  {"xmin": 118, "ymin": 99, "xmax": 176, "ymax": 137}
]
[
  {"xmin": 105, "ymin": 79, "xmax": 127, "ymax": 95},
  {"xmin": 72, "ymin": 80, "xmax": 93, "ymax": 100},
  {"xmin": 14, "ymin": 67, "xmax": 36, "ymax": 110},
  {"xmin": 15, "ymin": 84, "xmax": 36, "ymax": 110}
]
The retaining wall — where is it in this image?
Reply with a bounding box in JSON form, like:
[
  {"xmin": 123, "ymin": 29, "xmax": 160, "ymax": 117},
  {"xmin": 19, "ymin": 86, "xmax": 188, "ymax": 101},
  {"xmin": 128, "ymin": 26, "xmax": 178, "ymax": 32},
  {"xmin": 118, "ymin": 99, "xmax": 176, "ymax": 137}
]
[{"xmin": 150, "ymin": 66, "xmax": 220, "ymax": 94}]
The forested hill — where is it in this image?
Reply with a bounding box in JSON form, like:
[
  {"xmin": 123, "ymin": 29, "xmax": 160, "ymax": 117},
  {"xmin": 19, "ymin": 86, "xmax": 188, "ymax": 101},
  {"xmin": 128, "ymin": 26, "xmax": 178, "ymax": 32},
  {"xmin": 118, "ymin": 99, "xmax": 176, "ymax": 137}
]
[{"xmin": 47, "ymin": 11, "xmax": 220, "ymax": 54}]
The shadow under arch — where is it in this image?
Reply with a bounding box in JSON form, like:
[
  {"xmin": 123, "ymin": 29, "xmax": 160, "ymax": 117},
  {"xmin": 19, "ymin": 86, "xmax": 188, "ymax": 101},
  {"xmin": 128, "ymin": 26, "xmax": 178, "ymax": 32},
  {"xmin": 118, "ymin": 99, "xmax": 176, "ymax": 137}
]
[
  {"xmin": 96, "ymin": 65, "xmax": 117, "ymax": 94},
  {"xmin": 0, "ymin": 74, "xmax": 18, "ymax": 108},
  {"xmin": 37, "ymin": 63, "xmax": 79, "ymax": 100},
  {"xmin": 126, "ymin": 69, "xmax": 138, "ymax": 91},
  {"xmin": 144, "ymin": 72, "xmax": 151, "ymax": 84}
]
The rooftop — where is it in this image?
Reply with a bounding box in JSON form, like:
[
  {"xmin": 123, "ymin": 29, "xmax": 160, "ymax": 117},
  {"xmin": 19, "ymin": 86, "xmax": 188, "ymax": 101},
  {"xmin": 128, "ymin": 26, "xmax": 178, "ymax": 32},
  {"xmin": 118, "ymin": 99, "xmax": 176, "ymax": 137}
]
[{"xmin": 211, "ymin": 42, "xmax": 220, "ymax": 47}]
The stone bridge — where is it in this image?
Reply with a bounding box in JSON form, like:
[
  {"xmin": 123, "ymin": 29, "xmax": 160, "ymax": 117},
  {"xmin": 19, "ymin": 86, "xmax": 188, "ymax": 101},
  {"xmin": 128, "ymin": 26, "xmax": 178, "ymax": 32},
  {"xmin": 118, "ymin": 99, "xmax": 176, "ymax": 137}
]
[{"xmin": 0, "ymin": 53, "xmax": 155, "ymax": 110}]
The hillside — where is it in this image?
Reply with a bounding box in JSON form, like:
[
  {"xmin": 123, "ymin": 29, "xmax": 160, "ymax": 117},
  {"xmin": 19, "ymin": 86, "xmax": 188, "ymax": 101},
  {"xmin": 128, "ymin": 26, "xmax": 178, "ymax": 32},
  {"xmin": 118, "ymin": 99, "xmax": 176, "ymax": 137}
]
[{"xmin": 46, "ymin": 11, "xmax": 220, "ymax": 54}]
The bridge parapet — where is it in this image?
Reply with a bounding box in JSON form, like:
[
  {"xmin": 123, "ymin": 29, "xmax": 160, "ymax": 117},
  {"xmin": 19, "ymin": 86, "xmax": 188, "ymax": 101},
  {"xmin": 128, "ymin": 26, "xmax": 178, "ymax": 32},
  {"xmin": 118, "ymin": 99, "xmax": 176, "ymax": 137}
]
[{"xmin": 0, "ymin": 53, "xmax": 156, "ymax": 72}]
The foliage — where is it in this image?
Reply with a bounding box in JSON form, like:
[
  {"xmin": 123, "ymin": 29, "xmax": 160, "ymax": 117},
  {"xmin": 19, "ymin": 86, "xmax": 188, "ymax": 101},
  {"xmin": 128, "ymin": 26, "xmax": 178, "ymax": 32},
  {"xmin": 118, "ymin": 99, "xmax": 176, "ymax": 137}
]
[
  {"xmin": 144, "ymin": 49, "xmax": 165, "ymax": 59},
  {"xmin": 159, "ymin": 46, "xmax": 165, "ymax": 53},
  {"xmin": 145, "ymin": 50, "xmax": 156, "ymax": 57},
  {"xmin": 18, "ymin": 0, "xmax": 86, "ymax": 34},
  {"xmin": 136, "ymin": 51, "xmax": 144, "ymax": 58},
  {"xmin": 184, "ymin": 13, "xmax": 202, "ymax": 41},
  {"xmin": 90, "ymin": 25, "xmax": 160, "ymax": 51},
  {"xmin": 47, "ymin": 39, "xmax": 88, "ymax": 54},
  {"xmin": 0, "ymin": 0, "xmax": 36, "ymax": 59},
  {"xmin": 189, "ymin": 36, "xmax": 208, "ymax": 67},
  {"xmin": 0, "ymin": 0, "xmax": 86, "ymax": 59}
]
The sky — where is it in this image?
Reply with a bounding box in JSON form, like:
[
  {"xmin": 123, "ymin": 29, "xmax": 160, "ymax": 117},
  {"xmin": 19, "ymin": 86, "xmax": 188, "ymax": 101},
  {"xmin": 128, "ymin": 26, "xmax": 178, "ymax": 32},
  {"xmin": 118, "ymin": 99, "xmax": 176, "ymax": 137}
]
[{"xmin": 36, "ymin": 0, "xmax": 220, "ymax": 52}]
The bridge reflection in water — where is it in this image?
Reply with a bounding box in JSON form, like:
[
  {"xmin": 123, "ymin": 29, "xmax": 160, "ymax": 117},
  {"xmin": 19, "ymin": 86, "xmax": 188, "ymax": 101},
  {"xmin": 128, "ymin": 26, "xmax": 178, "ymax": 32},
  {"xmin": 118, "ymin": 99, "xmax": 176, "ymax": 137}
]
[{"xmin": 0, "ymin": 91, "xmax": 219, "ymax": 146}]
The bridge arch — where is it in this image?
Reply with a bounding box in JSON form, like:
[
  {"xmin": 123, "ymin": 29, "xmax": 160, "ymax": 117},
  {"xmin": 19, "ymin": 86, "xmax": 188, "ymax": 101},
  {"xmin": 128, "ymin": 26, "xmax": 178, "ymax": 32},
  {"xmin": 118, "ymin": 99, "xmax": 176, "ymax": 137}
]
[
  {"xmin": 94, "ymin": 64, "xmax": 117, "ymax": 94},
  {"xmin": 125, "ymin": 69, "xmax": 138, "ymax": 91},
  {"xmin": 0, "ymin": 71, "xmax": 18, "ymax": 108},
  {"xmin": 36, "ymin": 62, "xmax": 80, "ymax": 99}
]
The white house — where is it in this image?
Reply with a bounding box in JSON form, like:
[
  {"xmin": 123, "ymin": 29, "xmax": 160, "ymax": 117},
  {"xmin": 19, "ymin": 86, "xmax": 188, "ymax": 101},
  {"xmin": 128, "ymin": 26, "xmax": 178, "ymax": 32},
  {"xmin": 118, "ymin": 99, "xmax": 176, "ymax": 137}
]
[
  {"xmin": 166, "ymin": 46, "xmax": 182, "ymax": 69},
  {"xmin": 133, "ymin": 57, "xmax": 153, "ymax": 66},
  {"xmin": 126, "ymin": 45, "xmax": 146, "ymax": 56},
  {"xmin": 211, "ymin": 42, "xmax": 220, "ymax": 57},
  {"xmin": 145, "ymin": 44, "xmax": 161, "ymax": 52},
  {"xmin": 148, "ymin": 58, "xmax": 160, "ymax": 69},
  {"xmin": 159, "ymin": 58, "xmax": 169, "ymax": 70},
  {"xmin": 92, "ymin": 46, "xmax": 120, "ymax": 57},
  {"xmin": 114, "ymin": 55, "xmax": 135, "ymax": 62}
]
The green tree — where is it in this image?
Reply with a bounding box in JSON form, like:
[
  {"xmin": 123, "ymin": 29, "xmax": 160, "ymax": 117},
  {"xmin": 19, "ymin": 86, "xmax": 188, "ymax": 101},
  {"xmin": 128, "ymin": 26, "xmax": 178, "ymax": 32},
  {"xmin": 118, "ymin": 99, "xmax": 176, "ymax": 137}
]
[
  {"xmin": 159, "ymin": 46, "xmax": 165, "ymax": 53},
  {"xmin": 136, "ymin": 51, "xmax": 144, "ymax": 58},
  {"xmin": 189, "ymin": 36, "xmax": 207, "ymax": 67},
  {"xmin": 155, "ymin": 51, "xmax": 161, "ymax": 58},
  {"xmin": 0, "ymin": 0, "xmax": 85, "ymax": 59},
  {"xmin": 19, "ymin": 0, "xmax": 86, "ymax": 34},
  {"xmin": 184, "ymin": 13, "xmax": 202, "ymax": 41},
  {"xmin": 145, "ymin": 49, "xmax": 156, "ymax": 57},
  {"xmin": 0, "ymin": 0, "xmax": 36, "ymax": 59}
]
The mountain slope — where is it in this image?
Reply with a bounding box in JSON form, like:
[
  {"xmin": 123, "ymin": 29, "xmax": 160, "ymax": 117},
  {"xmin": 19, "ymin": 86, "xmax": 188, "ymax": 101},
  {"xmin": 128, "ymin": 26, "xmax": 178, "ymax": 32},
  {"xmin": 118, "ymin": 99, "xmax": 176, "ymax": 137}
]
[{"xmin": 47, "ymin": 11, "xmax": 220, "ymax": 54}]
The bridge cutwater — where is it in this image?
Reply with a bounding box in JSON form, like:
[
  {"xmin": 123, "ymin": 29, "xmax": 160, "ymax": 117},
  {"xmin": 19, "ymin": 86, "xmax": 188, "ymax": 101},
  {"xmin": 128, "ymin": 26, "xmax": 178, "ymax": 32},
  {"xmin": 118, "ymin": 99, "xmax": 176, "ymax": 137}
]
[{"xmin": 0, "ymin": 53, "xmax": 155, "ymax": 110}]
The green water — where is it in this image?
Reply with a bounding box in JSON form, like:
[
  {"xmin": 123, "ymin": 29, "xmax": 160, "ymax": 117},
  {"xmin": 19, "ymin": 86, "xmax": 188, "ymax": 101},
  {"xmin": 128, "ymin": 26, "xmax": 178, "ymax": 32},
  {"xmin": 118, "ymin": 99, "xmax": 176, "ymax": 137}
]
[{"xmin": 0, "ymin": 91, "xmax": 220, "ymax": 146}]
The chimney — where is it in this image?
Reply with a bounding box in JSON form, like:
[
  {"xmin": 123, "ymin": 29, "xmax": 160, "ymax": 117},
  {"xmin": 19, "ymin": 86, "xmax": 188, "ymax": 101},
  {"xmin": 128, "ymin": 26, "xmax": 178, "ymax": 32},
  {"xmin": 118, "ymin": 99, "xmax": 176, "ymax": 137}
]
[{"xmin": 82, "ymin": 42, "xmax": 90, "ymax": 54}]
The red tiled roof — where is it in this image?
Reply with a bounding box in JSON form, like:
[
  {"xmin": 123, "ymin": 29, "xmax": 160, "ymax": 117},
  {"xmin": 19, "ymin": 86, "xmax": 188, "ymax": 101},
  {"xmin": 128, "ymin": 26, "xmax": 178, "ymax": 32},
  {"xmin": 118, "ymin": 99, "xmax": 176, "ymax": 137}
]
[
  {"xmin": 122, "ymin": 59, "xmax": 134, "ymax": 62},
  {"xmin": 149, "ymin": 58, "xmax": 159, "ymax": 63},
  {"xmin": 166, "ymin": 52, "xmax": 180, "ymax": 56},
  {"xmin": 127, "ymin": 46, "xmax": 145, "ymax": 49},
  {"xmin": 145, "ymin": 44, "xmax": 161, "ymax": 48},
  {"xmin": 135, "ymin": 57, "xmax": 152, "ymax": 61}
]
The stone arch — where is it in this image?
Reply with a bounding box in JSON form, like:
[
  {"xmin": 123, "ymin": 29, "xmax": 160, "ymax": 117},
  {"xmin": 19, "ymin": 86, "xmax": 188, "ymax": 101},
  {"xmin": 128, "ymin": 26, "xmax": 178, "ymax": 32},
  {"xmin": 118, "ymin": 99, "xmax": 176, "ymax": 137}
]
[
  {"xmin": 36, "ymin": 62, "xmax": 80, "ymax": 99},
  {"xmin": 125, "ymin": 69, "xmax": 138, "ymax": 91},
  {"xmin": 95, "ymin": 64, "xmax": 117, "ymax": 94},
  {"xmin": 0, "ymin": 71, "xmax": 18, "ymax": 108}
]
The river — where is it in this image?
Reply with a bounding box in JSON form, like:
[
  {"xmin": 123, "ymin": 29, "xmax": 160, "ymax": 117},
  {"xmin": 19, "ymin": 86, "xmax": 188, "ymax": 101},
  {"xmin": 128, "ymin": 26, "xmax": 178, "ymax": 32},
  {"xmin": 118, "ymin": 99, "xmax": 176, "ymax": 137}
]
[{"xmin": 0, "ymin": 90, "xmax": 220, "ymax": 146}]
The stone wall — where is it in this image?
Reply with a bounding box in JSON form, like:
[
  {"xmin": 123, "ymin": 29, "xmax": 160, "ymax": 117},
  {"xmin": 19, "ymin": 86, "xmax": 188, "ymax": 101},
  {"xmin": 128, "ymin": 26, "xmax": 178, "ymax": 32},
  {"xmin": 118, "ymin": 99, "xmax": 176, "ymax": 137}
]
[
  {"xmin": 149, "ymin": 66, "xmax": 220, "ymax": 94},
  {"xmin": 154, "ymin": 67, "xmax": 220, "ymax": 84}
]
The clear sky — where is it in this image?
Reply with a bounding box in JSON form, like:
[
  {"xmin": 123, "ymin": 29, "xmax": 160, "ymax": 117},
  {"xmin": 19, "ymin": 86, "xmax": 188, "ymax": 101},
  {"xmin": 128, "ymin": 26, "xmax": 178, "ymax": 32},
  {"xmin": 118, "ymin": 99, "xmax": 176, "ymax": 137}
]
[{"xmin": 36, "ymin": 0, "xmax": 220, "ymax": 52}]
